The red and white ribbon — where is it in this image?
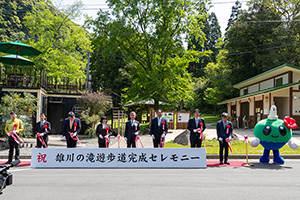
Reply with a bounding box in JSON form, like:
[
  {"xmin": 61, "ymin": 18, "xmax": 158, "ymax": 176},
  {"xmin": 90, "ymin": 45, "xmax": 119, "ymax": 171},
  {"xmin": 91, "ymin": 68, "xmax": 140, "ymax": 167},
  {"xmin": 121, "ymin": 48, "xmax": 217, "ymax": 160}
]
[
  {"xmin": 11, "ymin": 124, "xmax": 24, "ymax": 144},
  {"xmin": 0, "ymin": 138, "xmax": 6, "ymax": 142},
  {"xmin": 74, "ymin": 123, "xmax": 77, "ymax": 131},
  {"xmin": 160, "ymin": 136, "xmax": 165, "ymax": 148},
  {"xmin": 105, "ymin": 127, "xmax": 110, "ymax": 148},
  {"xmin": 134, "ymin": 122, "xmax": 137, "ymax": 131},
  {"xmin": 37, "ymin": 133, "xmax": 48, "ymax": 148},
  {"xmin": 226, "ymin": 125, "xmax": 230, "ymax": 134},
  {"xmin": 44, "ymin": 125, "xmax": 48, "ymax": 132},
  {"xmin": 244, "ymin": 135, "xmax": 250, "ymax": 144},
  {"xmin": 161, "ymin": 122, "xmax": 166, "ymax": 130},
  {"xmin": 71, "ymin": 123, "xmax": 83, "ymax": 147},
  {"xmin": 135, "ymin": 135, "xmax": 144, "ymax": 148},
  {"xmin": 226, "ymin": 138, "xmax": 233, "ymax": 153},
  {"xmin": 160, "ymin": 119, "xmax": 166, "ymax": 148},
  {"xmin": 10, "ymin": 124, "xmax": 18, "ymax": 144},
  {"xmin": 199, "ymin": 122, "xmax": 203, "ymax": 140},
  {"xmin": 71, "ymin": 134, "xmax": 83, "ymax": 148},
  {"xmin": 69, "ymin": 133, "xmax": 83, "ymax": 148},
  {"xmin": 105, "ymin": 136, "xmax": 110, "ymax": 148},
  {"xmin": 14, "ymin": 133, "xmax": 24, "ymax": 144},
  {"xmin": 117, "ymin": 134, "xmax": 126, "ymax": 144},
  {"xmin": 12, "ymin": 123, "xmax": 17, "ymax": 132},
  {"xmin": 11, "ymin": 133, "xmax": 19, "ymax": 144}
]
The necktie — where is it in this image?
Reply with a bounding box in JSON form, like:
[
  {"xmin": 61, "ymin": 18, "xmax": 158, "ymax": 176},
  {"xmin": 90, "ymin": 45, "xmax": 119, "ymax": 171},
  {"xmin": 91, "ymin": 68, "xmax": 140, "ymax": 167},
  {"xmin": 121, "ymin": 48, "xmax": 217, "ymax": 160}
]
[
  {"xmin": 40, "ymin": 121, "xmax": 43, "ymax": 128},
  {"xmin": 70, "ymin": 121, "xmax": 73, "ymax": 129},
  {"xmin": 158, "ymin": 118, "xmax": 161, "ymax": 126},
  {"xmin": 131, "ymin": 120, "xmax": 133, "ymax": 127}
]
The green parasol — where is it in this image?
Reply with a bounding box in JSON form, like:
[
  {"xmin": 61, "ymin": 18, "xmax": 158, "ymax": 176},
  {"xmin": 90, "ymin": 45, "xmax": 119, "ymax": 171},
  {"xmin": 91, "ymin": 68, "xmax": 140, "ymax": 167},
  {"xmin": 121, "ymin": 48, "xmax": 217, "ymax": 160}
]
[
  {"xmin": 0, "ymin": 40, "xmax": 42, "ymax": 56},
  {"xmin": 0, "ymin": 54, "xmax": 35, "ymax": 66}
]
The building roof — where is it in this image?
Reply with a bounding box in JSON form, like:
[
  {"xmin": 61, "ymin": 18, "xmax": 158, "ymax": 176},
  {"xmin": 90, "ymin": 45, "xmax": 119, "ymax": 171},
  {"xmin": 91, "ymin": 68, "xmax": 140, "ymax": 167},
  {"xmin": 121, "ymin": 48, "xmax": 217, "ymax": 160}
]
[
  {"xmin": 218, "ymin": 81, "xmax": 300, "ymax": 105},
  {"xmin": 233, "ymin": 64, "xmax": 300, "ymax": 89}
]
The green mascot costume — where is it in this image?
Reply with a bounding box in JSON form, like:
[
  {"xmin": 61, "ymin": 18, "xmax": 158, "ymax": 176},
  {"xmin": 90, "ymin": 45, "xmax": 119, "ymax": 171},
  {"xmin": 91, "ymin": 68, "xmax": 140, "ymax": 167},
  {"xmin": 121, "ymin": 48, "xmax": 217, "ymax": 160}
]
[{"xmin": 251, "ymin": 105, "xmax": 298, "ymax": 164}]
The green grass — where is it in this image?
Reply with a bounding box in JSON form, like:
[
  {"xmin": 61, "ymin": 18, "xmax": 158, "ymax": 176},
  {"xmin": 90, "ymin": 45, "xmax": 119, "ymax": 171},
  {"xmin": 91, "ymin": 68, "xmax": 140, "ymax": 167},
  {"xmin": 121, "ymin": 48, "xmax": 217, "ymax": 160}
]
[
  {"xmin": 201, "ymin": 114, "xmax": 221, "ymax": 124},
  {"xmin": 165, "ymin": 140, "xmax": 300, "ymax": 154}
]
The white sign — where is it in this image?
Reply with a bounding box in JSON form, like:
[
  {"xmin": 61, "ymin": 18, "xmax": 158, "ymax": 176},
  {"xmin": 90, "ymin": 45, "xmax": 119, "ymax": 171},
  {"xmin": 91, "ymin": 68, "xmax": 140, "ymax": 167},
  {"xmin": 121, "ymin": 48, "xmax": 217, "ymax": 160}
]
[
  {"xmin": 31, "ymin": 148, "xmax": 207, "ymax": 168},
  {"xmin": 163, "ymin": 112, "xmax": 174, "ymax": 123},
  {"xmin": 177, "ymin": 113, "xmax": 190, "ymax": 123},
  {"xmin": 154, "ymin": 112, "xmax": 174, "ymax": 123}
]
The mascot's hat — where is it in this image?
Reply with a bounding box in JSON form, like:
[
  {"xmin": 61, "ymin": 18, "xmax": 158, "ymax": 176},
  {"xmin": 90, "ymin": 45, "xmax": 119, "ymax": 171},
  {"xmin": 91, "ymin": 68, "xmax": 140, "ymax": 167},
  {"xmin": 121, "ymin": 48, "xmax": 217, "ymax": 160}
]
[{"xmin": 268, "ymin": 105, "xmax": 278, "ymax": 120}]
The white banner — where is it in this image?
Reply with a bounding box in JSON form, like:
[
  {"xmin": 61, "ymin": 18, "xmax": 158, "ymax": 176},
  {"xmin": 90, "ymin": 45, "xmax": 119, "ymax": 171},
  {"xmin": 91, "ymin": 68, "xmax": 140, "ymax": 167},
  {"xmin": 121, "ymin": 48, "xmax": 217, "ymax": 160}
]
[{"xmin": 31, "ymin": 148, "xmax": 207, "ymax": 168}]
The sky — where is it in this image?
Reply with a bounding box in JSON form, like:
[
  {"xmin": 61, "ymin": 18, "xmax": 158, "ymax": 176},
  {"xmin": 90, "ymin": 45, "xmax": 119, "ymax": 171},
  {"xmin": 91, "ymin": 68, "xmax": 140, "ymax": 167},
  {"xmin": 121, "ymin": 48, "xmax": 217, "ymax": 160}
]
[{"xmin": 53, "ymin": 0, "xmax": 249, "ymax": 34}]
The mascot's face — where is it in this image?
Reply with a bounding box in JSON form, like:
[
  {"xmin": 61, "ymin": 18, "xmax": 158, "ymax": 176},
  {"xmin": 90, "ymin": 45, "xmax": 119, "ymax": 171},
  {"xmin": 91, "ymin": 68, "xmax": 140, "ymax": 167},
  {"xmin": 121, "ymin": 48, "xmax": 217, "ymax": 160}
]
[{"xmin": 254, "ymin": 118, "xmax": 292, "ymax": 143}]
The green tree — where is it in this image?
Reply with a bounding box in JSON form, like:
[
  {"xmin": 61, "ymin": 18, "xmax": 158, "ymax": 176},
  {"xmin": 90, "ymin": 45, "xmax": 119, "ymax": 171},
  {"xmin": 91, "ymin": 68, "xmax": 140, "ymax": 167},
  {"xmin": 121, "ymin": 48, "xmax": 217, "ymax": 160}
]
[
  {"xmin": 263, "ymin": 0, "xmax": 300, "ymax": 22},
  {"xmin": 204, "ymin": 39, "xmax": 237, "ymax": 113},
  {"xmin": 188, "ymin": 12, "xmax": 221, "ymax": 78},
  {"xmin": 209, "ymin": 12, "xmax": 222, "ymax": 62},
  {"xmin": 225, "ymin": 0, "xmax": 242, "ymax": 33},
  {"xmin": 0, "ymin": 0, "xmax": 38, "ymax": 41},
  {"xmin": 77, "ymin": 91, "xmax": 112, "ymax": 137},
  {"xmin": 90, "ymin": 36, "xmax": 132, "ymax": 106},
  {"xmin": 86, "ymin": 0, "xmax": 210, "ymax": 109},
  {"xmin": 184, "ymin": 77, "xmax": 211, "ymax": 112},
  {"xmin": 186, "ymin": 9, "xmax": 221, "ymax": 112},
  {"xmin": 0, "ymin": 92, "xmax": 39, "ymax": 137},
  {"xmin": 224, "ymin": 1, "xmax": 286, "ymax": 84},
  {"xmin": 261, "ymin": 0, "xmax": 300, "ymax": 66},
  {"xmin": 23, "ymin": 0, "xmax": 91, "ymax": 84}
]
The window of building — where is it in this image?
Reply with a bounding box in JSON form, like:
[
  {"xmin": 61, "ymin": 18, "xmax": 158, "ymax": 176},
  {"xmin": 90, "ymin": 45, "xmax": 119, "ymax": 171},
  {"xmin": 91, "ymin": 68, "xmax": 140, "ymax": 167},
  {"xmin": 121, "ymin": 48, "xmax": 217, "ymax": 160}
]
[
  {"xmin": 243, "ymin": 89, "xmax": 248, "ymax": 95},
  {"xmin": 275, "ymin": 78, "xmax": 283, "ymax": 86}
]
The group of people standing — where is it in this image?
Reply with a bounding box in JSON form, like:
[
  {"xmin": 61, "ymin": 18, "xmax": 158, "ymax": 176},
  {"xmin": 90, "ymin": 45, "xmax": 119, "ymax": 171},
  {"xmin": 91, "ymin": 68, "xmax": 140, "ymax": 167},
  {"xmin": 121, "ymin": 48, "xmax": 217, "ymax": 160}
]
[
  {"xmin": 4, "ymin": 111, "xmax": 81, "ymax": 163},
  {"xmin": 4, "ymin": 111, "xmax": 52, "ymax": 164},
  {"xmin": 4, "ymin": 109, "xmax": 233, "ymax": 165},
  {"xmin": 95, "ymin": 109, "xmax": 168, "ymax": 148},
  {"xmin": 188, "ymin": 110, "xmax": 233, "ymax": 165}
]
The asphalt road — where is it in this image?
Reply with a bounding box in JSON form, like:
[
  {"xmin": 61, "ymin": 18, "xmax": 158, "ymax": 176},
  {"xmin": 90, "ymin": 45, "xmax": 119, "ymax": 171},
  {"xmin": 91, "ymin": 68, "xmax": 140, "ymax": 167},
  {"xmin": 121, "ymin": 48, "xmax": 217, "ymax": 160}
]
[{"xmin": 2, "ymin": 160, "xmax": 300, "ymax": 200}]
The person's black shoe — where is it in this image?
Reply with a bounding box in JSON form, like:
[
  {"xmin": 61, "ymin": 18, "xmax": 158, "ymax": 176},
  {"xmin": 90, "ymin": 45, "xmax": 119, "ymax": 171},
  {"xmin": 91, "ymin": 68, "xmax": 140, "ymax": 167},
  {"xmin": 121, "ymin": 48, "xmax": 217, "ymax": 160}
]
[
  {"xmin": 5, "ymin": 161, "xmax": 11, "ymax": 164},
  {"xmin": 220, "ymin": 161, "xmax": 223, "ymax": 165},
  {"xmin": 225, "ymin": 161, "xmax": 230, "ymax": 165}
]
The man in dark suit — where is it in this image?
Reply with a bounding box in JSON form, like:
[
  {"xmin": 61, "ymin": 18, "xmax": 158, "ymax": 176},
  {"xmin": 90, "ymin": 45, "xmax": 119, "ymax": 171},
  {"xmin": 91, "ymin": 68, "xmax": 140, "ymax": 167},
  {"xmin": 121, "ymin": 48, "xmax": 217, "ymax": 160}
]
[
  {"xmin": 216, "ymin": 113, "xmax": 233, "ymax": 165},
  {"xmin": 150, "ymin": 109, "xmax": 168, "ymax": 148},
  {"xmin": 63, "ymin": 111, "xmax": 82, "ymax": 148},
  {"xmin": 124, "ymin": 111, "xmax": 140, "ymax": 148},
  {"xmin": 96, "ymin": 116, "xmax": 115, "ymax": 148},
  {"xmin": 187, "ymin": 109, "xmax": 206, "ymax": 148},
  {"xmin": 35, "ymin": 113, "xmax": 51, "ymax": 148}
]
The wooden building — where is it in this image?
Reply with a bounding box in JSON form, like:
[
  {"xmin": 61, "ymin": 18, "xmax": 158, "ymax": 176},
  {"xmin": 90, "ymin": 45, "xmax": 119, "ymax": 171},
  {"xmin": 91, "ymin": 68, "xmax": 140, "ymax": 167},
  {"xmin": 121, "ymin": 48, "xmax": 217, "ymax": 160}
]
[
  {"xmin": 218, "ymin": 64, "xmax": 300, "ymax": 129},
  {"xmin": 0, "ymin": 66, "xmax": 85, "ymax": 134}
]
